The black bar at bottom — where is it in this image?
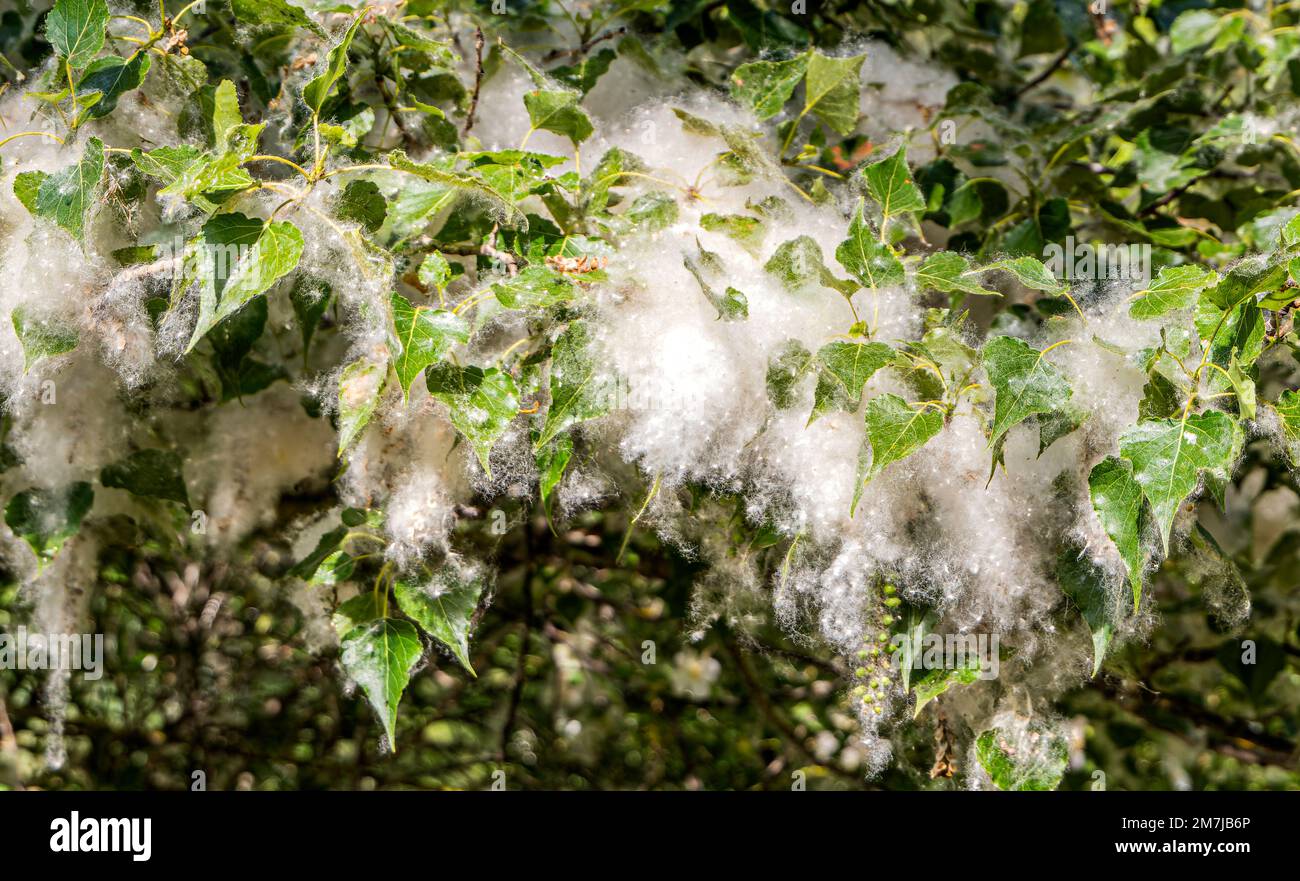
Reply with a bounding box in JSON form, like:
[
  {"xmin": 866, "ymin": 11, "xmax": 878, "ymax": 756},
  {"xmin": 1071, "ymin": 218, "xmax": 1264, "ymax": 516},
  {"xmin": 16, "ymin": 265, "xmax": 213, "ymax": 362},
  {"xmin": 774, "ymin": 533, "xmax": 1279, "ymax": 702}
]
[{"xmin": 0, "ymin": 790, "xmax": 1288, "ymax": 868}]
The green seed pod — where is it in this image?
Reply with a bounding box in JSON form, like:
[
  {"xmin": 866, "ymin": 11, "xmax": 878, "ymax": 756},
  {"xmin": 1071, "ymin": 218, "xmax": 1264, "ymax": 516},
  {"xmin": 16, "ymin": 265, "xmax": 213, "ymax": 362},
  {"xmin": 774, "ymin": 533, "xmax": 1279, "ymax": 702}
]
[
  {"xmin": 882, "ymin": 584, "xmax": 896, "ymax": 596},
  {"xmin": 884, "ymin": 596, "xmax": 901, "ymax": 608}
]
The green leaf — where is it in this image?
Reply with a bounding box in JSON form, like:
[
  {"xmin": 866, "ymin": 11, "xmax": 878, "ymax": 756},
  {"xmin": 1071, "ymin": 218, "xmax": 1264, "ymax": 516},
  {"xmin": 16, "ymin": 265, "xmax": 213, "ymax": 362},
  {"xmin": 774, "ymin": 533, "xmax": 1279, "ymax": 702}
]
[
  {"xmin": 1057, "ymin": 549, "xmax": 1115, "ymax": 677},
  {"xmin": 1130, "ymin": 265, "xmax": 1214, "ymax": 319},
  {"xmin": 290, "ymin": 275, "xmax": 331, "ymax": 357},
  {"xmin": 34, "ymin": 137, "xmax": 104, "ymax": 240},
  {"xmin": 129, "ymin": 144, "xmax": 204, "ymax": 187},
  {"xmin": 468, "ymin": 151, "xmax": 564, "ymax": 202},
  {"xmin": 585, "ymin": 146, "xmax": 645, "ymax": 213},
  {"xmin": 765, "ymin": 235, "xmax": 828, "ymax": 293},
  {"xmin": 860, "ymin": 394, "xmax": 944, "ymax": 485},
  {"xmin": 912, "ymin": 662, "xmax": 980, "ymax": 719},
  {"xmin": 289, "ymin": 526, "xmax": 348, "ymax": 580},
  {"xmin": 522, "ymin": 89, "xmax": 593, "ymax": 145},
  {"xmin": 729, "ymin": 54, "xmax": 808, "ymax": 119},
  {"xmin": 890, "ymin": 607, "xmax": 934, "ymax": 693},
  {"xmin": 1038, "ymin": 407, "xmax": 1084, "ymax": 455},
  {"xmin": 1138, "ymin": 369, "xmax": 1182, "ymax": 421},
  {"xmin": 155, "ymin": 145, "xmax": 257, "ymax": 210},
  {"xmin": 1283, "ymin": 256, "xmax": 1300, "ymax": 302},
  {"xmin": 1225, "ymin": 351, "xmax": 1256, "ymax": 420},
  {"xmin": 339, "ymin": 618, "xmax": 423, "ymax": 747},
  {"xmin": 332, "ymin": 593, "xmax": 380, "ymax": 639},
  {"xmin": 981, "ymin": 336, "xmax": 1073, "ymax": 448},
  {"xmin": 552, "ymin": 48, "xmax": 617, "ymax": 95},
  {"xmin": 425, "ymin": 363, "xmax": 519, "ymax": 476},
  {"xmin": 336, "ymin": 179, "xmax": 387, "ymax": 232},
  {"xmin": 390, "ymin": 293, "xmax": 469, "ymax": 399},
  {"xmin": 13, "ymin": 172, "xmax": 47, "ymax": 214},
  {"xmin": 1118, "ymin": 411, "xmax": 1237, "ymax": 553},
  {"xmin": 1198, "ymin": 297, "xmax": 1265, "ymax": 385},
  {"xmin": 700, "ymin": 213, "xmax": 764, "ymax": 255},
  {"xmin": 302, "ymin": 11, "xmax": 366, "ymax": 115},
  {"xmin": 981, "ymin": 256, "xmax": 1064, "ymax": 294},
  {"xmin": 535, "ymin": 320, "xmax": 614, "ymax": 449},
  {"xmin": 417, "ymin": 252, "xmax": 452, "ymax": 293},
  {"xmin": 861, "ymin": 147, "xmax": 925, "ymax": 219},
  {"xmin": 231, "ymin": 0, "xmax": 324, "ymax": 35},
  {"xmin": 809, "ymin": 341, "xmax": 893, "ymax": 423},
  {"xmin": 685, "ymin": 240, "xmax": 749, "ymax": 320},
  {"xmin": 185, "ymin": 214, "xmax": 304, "ymax": 351},
  {"xmin": 388, "ymin": 151, "xmax": 525, "ymax": 227},
  {"xmin": 671, "ymin": 108, "xmax": 780, "ymax": 181},
  {"xmin": 1216, "ymin": 633, "xmax": 1285, "ymax": 703},
  {"xmin": 836, "ymin": 200, "xmax": 903, "ymax": 288},
  {"xmin": 337, "ymin": 356, "xmax": 387, "ymax": 456},
  {"xmin": 5, "ymin": 482, "xmax": 93, "ymax": 560},
  {"xmin": 11, "ymin": 307, "xmax": 78, "ymax": 372},
  {"xmin": 766, "ymin": 339, "xmax": 812, "ymax": 410},
  {"xmin": 394, "ymin": 565, "xmax": 487, "ymax": 675},
  {"xmin": 1019, "ymin": 0, "xmax": 1067, "ymax": 56},
  {"xmin": 207, "ymin": 297, "xmax": 285, "ymax": 402},
  {"xmin": 802, "ymin": 50, "xmax": 864, "ymax": 136},
  {"xmin": 975, "ymin": 726, "xmax": 1067, "ymax": 791},
  {"xmin": 491, "ymin": 266, "xmax": 575, "ymax": 310},
  {"xmin": 618, "ymin": 191, "xmax": 677, "ymax": 232},
  {"xmin": 100, "ymin": 449, "xmax": 189, "ymax": 506},
  {"xmin": 1170, "ymin": 10, "xmax": 1223, "ymax": 53},
  {"xmin": 206, "ymin": 80, "xmax": 244, "ymax": 153},
  {"xmin": 76, "ymin": 52, "xmax": 150, "ymax": 119},
  {"xmin": 536, "ymin": 434, "xmax": 573, "ymax": 506},
  {"xmin": 45, "ymin": 0, "xmax": 109, "ymax": 69},
  {"xmin": 947, "ymin": 182, "xmax": 982, "ymax": 226},
  {"xmin": 1272, "ymin": 389, "xmax": 1300, "ymax": 465},
  {"xmin": 915, "ymin": 252, "xmax": 999, "ymax": 298}
]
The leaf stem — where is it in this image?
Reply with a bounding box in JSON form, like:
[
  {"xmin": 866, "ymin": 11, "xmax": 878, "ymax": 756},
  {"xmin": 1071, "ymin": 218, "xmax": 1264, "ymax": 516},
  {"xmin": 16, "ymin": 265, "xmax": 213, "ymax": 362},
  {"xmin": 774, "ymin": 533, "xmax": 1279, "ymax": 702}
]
[
  {"xmin": 246, "ymin": 154, "xmax": 312, "ymax": 180},
  {"xmin": 0, "ymin": 131, "xmax": 65, "ymax": 150},
  {"xmin": 1038, "ymin": 338, "xmax": 1074, "ymax": 358},
  {"xmin": 617, "ymin": 472, "xmax": 662, "ymax": 564}
]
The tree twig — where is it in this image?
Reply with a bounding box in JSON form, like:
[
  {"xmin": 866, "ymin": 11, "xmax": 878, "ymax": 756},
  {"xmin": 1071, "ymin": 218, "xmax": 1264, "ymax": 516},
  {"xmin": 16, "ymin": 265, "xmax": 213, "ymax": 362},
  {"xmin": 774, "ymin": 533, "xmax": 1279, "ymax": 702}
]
[
  {"xmin": 482, "ymin": 223, "xmax": 518, "ymax": 276},
  {"xmin": 463, "ymin": 26, "xmax": 485, "ymax": 137},
  {"xmin": 541, "ymin": 26, "xmax": 627, "ymax": 63},
  {"xmin": 1013, "ymin": 42, "xmax": 1073, "ymax": 100}
]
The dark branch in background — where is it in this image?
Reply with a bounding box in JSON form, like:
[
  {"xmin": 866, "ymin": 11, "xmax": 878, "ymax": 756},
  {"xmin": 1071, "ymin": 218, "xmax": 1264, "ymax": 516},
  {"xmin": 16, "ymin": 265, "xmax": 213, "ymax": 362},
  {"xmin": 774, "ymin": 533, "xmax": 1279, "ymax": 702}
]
[
  {"xmin": 1138, "ymin": 176, "xmax": 1202, "ymax": 217},
  {"xmin": 1095, "ymin": 678, "xmax": 1300, "ymax": 770},
  {"xmin": 542, "ymin": 26, "xmax": 628, "ymax": 63},
  {"xmin": 464, "ymin": 26, "xmax": 485, "ymax": 137},
  {"xmin": 499, "ymin": 516, "xmax": 538, "ymax": 762},
  {"xmin": 1013, "ymin": 42, "xmax": 1074, "ymax": 100},
  {"xmin": 722, "ymin": 633, "xmax": 864, "ymax": 785}
]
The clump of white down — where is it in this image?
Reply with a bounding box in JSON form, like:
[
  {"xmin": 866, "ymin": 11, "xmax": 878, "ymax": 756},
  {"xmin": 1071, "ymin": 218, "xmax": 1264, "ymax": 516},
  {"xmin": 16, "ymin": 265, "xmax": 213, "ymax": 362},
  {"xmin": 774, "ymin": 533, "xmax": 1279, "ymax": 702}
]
[
  {"xmin": 469, "ymin": 42, "xmax": 1206, "ymax": 765},
  {"xmin": 0, "ymin": 27, "xmax": 1223, "ymax": 780}
]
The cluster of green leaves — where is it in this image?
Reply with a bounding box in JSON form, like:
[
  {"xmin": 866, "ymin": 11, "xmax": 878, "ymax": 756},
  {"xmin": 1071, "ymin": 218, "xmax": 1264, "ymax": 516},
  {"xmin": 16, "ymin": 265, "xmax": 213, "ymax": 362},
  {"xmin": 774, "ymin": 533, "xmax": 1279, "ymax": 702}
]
[
  {"xmin": 291, "ymin": 505, "xmax": 487, "ymax": 746},
  {"xmin": 3, "ymin": 0, "xmax": 1300, "ymax": 787}
]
